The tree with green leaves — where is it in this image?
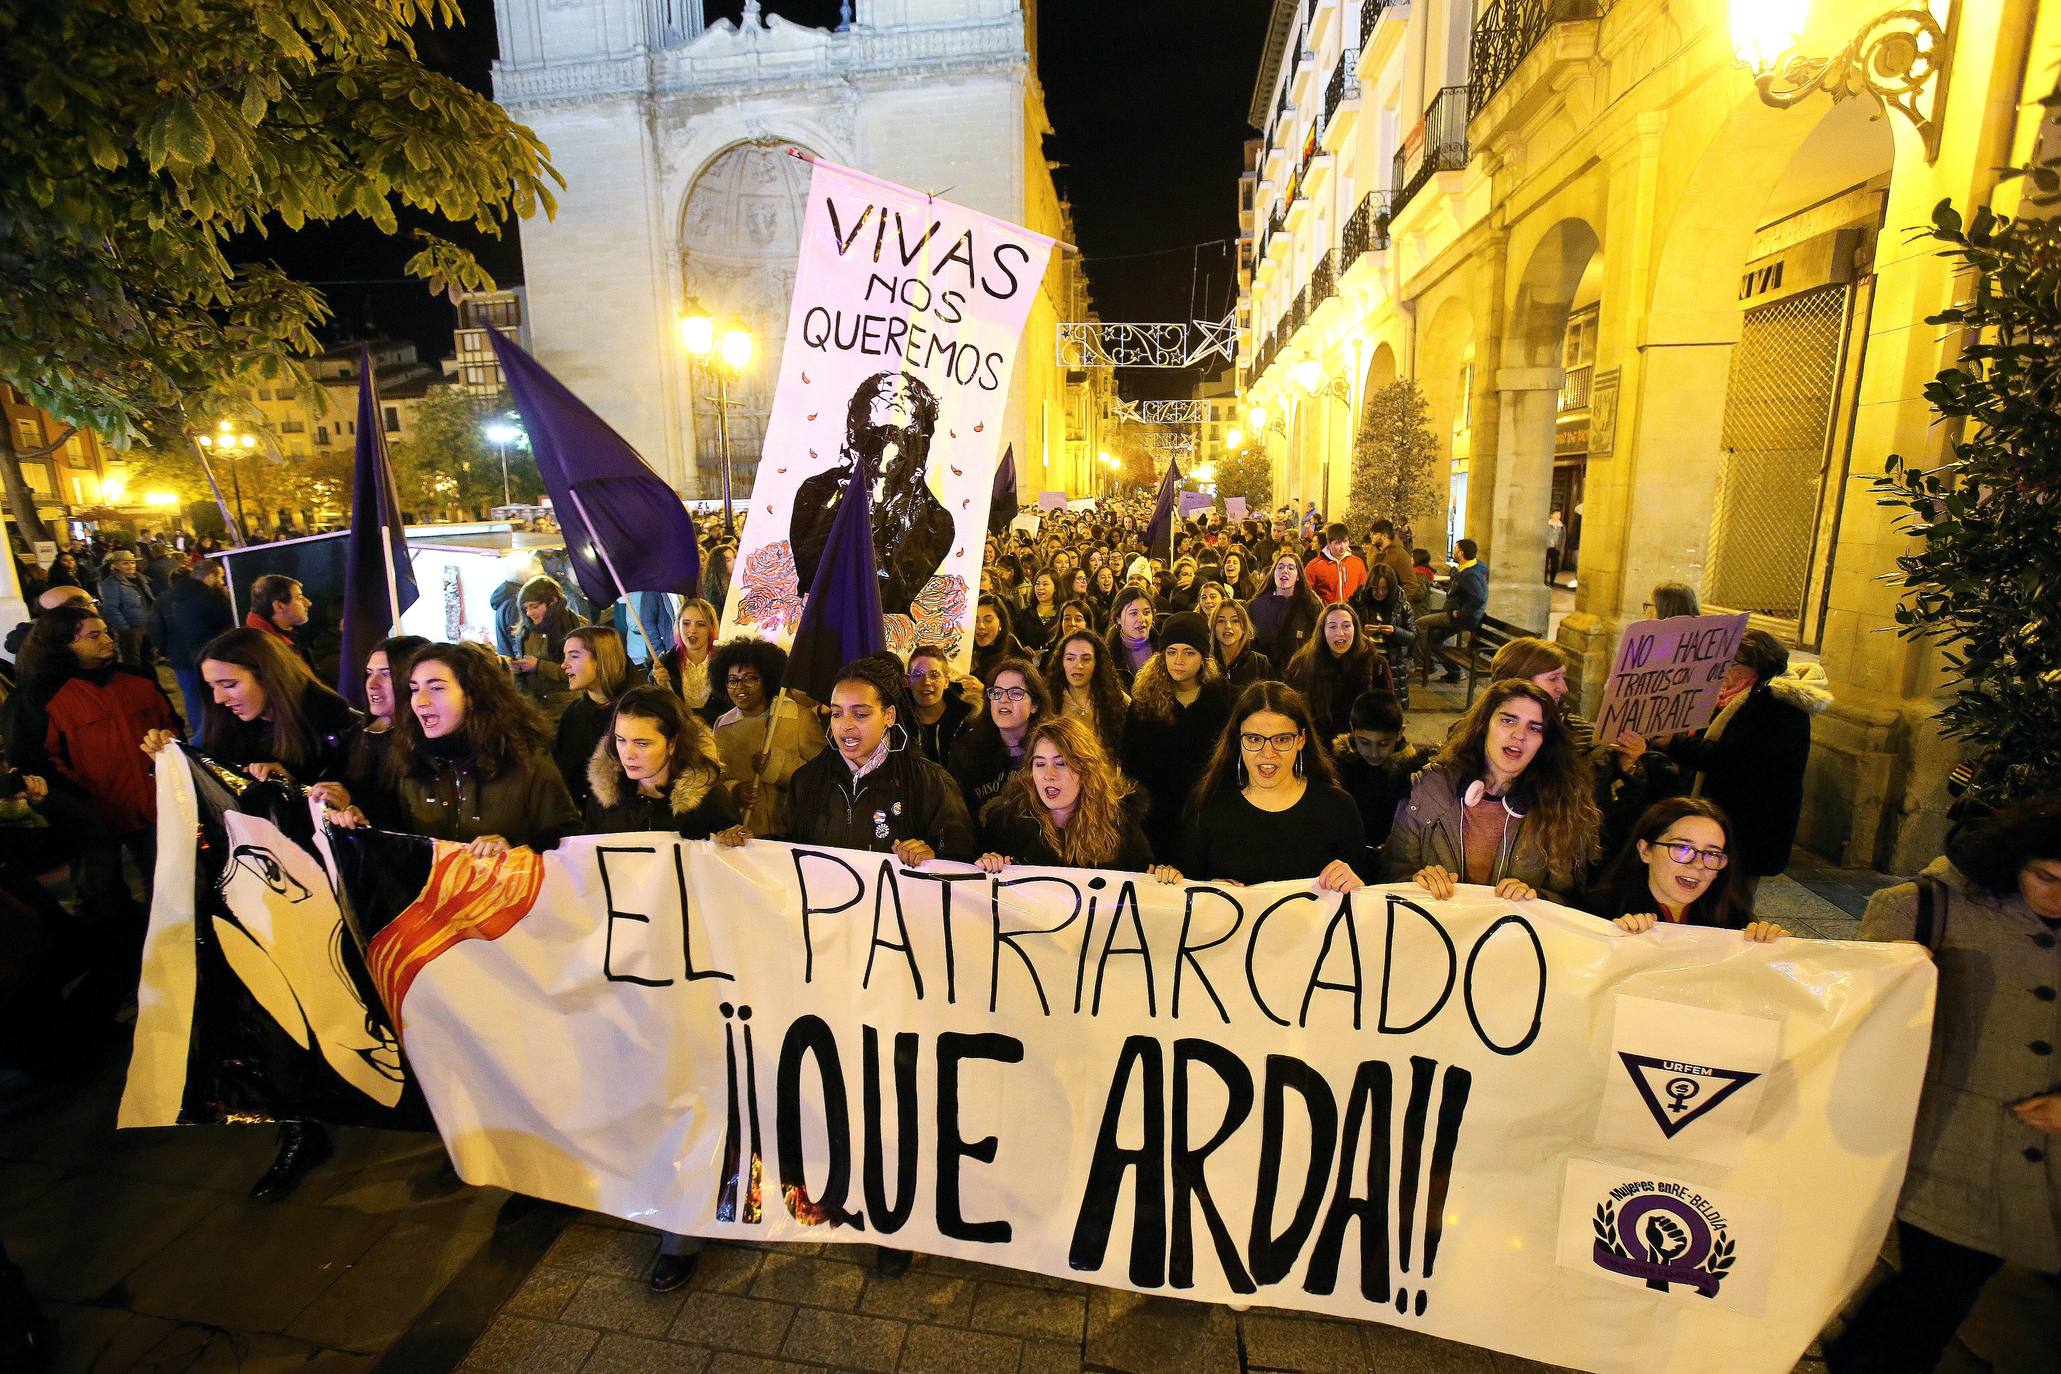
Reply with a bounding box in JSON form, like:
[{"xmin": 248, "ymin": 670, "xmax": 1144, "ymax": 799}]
[
  {"xmin": 0, "ymin": 0, "xmax": 559, "ymax": 544},
  {"xmin": 1873, "ymin": 133, "xmax": 2061, "ymax": 817},
  {"xmin": 1214, "ymin": 442, "xmax": 1274, "ymax": 514},
  {"xmin": 1347, "ymin": 379, "xmax": 1439, "ymax": 536},
  {"xmin": 389, "ymin": 384, "xmax": 541, "ymax": 521}
]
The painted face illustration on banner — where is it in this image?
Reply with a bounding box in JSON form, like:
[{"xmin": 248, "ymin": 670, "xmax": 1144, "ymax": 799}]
[{"xmin": 214, "ymin": 811, "xmax": 406, "ymax": 1106}]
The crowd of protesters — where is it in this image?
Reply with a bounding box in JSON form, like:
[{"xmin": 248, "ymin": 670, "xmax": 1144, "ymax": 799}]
[{"xmin": 0, "ymin": 498, "xmax": 2049, "ymax": 1374}]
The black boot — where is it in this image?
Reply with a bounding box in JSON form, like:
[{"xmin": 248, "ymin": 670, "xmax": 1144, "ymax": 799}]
[
  {"xmin": 648, "ymin": 1250, "xmax": 699, "ymax": 1294},
  {"xmin": 873, "ymin": 1247, "xmax": 912, "ymax": 1279},
  {"xmin": 249, "ymin": 1120, "xmax": 332, "ymax": 1202}
]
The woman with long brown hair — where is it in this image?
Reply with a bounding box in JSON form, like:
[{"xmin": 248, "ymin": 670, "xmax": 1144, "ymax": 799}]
[
  {"xmin": 1245, "ymin": 551, "xmax": 1323, "ymax": 666},
  {"xmin": 185, "ymin": 626, "xmax": 360, "ymax": 786},
  {"xmin": 1587, "ymin": 797, "xmax": 1785, "ymax": 941},
  {"xmin": 1044, "ymin": 629, "xmax": 1129, "ymax": 755},
  {"xmin": 554, "ymin": 624, "xmax": 633, "ymax": 812},
  {"xmin": 1120, "ymin": 613, "xmax": 1234, "ymax": 859},
  {"xmin": 1284, "ymin": 602, "xmax": 1391, "ymax": 743},
  {"xmin": 1385, "ymin": 680, "xmax": 1599, "ymax": 902},
  {"xmin": 1210, "ymin": 599, "xmax": 1272, "ymax": 688},
  {"xmin": 975, "ymin": 716, "xmax": 1166, "ymax": 876},
  {"xmin": 379, "ymin": 641, "xmax": 579, "ymax": 856},
  {"xmin": 1177, "ymin": 681, "xmax": 1365, "ymax": 889}
]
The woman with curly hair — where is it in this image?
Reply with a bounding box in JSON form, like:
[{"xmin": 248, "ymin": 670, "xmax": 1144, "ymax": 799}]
[
  {"xmin": 1284, "ymin": 603, "xmax": 1391, "ymax": 744},
  {"xmin": 1120, "ymin": 613, "xmax": 1235, "ymax": 859},
  {"xmin": 1177, "ymin": 680, "xmax": 1365, "ymax": 890},
  {"xmin": 378, "ymin": 641, "xmax": 579, "ymax": 856},
  {"xmin": 1488, "ymin": 636, "xmax": 1592, "ymax": 749},
  {"xmin": 976, "ymin": 716, "xmax": 1166, "ymax": 876},
  {"xmin": 709, "ymin": 637, "xmax": 822, "ymax": 836},
  {"xmin": 1045, "ymin": 629, "xmax": 1129, "ymax": 756},
  {"xmin": 1385, "ymin": 680, "xmax": 1599, "ymax": 902}
]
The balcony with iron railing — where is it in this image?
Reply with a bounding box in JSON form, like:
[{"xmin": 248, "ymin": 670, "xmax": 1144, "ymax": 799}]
[
  {"xmin": 1322, "ymin": 56, "xmax": 1360, "ymax": 143},
  {"xmin": 1558, "ymin": 363, "xmax": 1593, "ymax": 414},
  {"xmin": 1340, "ymin": 190, "xmax": 1394, "ymax": 274},
  {"xmin": 1310, "ymin": 251, "xmax": 1337, "ymax": 312},
  {"xmin": 1359, "ymin": 0, "xmax": 1388, "ymax": 49},
  {"xmin": 1289, "ymin": 286, "xmax": 1309, "ymax": 337},
  {"xmin": 1469, "ymin": 0, "xmax": 1600, "ymax": 115},
  {"xmin": 1389, "ymin": 85, "xmax": 1470, "ymax": 219}
]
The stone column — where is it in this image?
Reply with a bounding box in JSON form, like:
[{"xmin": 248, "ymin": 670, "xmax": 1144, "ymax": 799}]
[{"xmin": 1484, "ymin": 365, "xmax": 1561, "ymax": 634}]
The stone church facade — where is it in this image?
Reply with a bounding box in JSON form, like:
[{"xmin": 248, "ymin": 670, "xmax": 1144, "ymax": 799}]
[{"xmin": 489, "ymin": 0, "xmax": 1097, "ymax": 500}]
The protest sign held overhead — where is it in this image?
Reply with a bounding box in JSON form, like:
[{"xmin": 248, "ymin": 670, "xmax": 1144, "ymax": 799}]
[
  {"xmin": 124, "ymin": 754, "xmax": 1936, "ymax": 1374},
  {"xmin": 719, "ymin": 155, "xmax": 1058, "ymax": 671},
  {"xmin": 1592, "ymin": 613, "xmax": 1751, "ymax": 741}
]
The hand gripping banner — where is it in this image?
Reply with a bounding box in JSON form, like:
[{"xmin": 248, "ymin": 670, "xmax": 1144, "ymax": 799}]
[
  {"xmin": 717, "ymin": 156, "xmax": 1058, "ymax": 671},
  {"xmin": 123, "ymin": 756, "xmax": 1936, "ymax": 1374}
]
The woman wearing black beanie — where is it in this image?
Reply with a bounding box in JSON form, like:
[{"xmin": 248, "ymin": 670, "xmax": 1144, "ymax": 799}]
[{"xmin": 1119, "ymin": 611, "xmax": 1235, "ymax": 859}]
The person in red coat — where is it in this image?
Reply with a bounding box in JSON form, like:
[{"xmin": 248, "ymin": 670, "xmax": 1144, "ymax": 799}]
[
  {"xmin": 4, "ymin": 603, "xmax": 181, "ymax": 979},
  {"xmin": 1304, "ymin": 522, "xmax": 1368, "ymax": 605}
]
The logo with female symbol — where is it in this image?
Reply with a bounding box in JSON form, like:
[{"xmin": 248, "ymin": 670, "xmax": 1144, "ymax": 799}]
[{"xmin": 1617, "ymin": 1053, "xmax": 1761, "ymax": 1139}]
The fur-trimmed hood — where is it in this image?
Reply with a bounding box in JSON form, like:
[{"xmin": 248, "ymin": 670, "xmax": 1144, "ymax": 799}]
[
  {"xmin": 1766, "ymin": 662, "xmax": 1834, "ymax": 715},
  {"xmin": 586, "ymin": 710, "xmax": 723, "ymax": 813}
]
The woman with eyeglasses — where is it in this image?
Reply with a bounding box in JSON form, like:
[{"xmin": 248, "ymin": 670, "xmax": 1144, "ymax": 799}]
[
  {"xmin": 1587, "ymin": 798, "xmax": 1785, "ymax": 941},
  {"xmin": 710, "ymin": 637, "xmax": 822, "ymax": 837},
  {"xmin": 1177, "ymin": 681, "xmax": 1365, "ymax": 890},
  {"xmin": 1120, "ymin": 613, "xmax": 1234, "ymax": 860},
  {"xmin": 949, "ymin": 657, "xmax": 1053, "ymax": 815},
  {"xmin": 1385, "ymin": 680, "xmax": 1600, "ymax": 903}
]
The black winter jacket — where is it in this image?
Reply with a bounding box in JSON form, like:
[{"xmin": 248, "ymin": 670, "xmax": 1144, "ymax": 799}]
[
  {"xmin": 785, "ymin": 744, "xmax": 977, "ymax": 859},
  {"xmin": 147, "ymin": 576, "xmax": 236, "ymax": 669},
  {"xmin": 582, "ymin": 719, "xmax": 740, "ymax": 839}
]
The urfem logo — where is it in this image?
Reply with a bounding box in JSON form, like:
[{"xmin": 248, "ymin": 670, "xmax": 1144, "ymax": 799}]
[
  {"xmin": 1616, "ymin": 1052, "xmax": 1760, "ymax": 1139},
  {"xmin": 1591, "ymin": 1180, "xmax": 1737, "ymax": 1298}
]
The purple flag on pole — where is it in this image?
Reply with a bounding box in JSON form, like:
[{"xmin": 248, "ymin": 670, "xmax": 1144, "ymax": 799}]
[
  {"xmin": 488, "ymin": 332, "xmax": 700, "ymax": 607},
  {"xmin": 785, "ymin": 448, "xmax": 886, "ymax": 704},
  {"xmin": 988, "ymin": 444, "xmax": 1019, "ymax": 535},
  {"xmin": 1143, "ymin": 457, "xmax": 1183, "ymax": 560},
  {"xmin": 338, "ymin": 346, "xmax": 419, "ymax": 708}
]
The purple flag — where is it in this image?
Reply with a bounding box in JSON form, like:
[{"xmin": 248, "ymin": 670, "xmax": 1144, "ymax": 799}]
[
  {"xmin": 1143, "ymin": 457, "xmax": 1183, "ymax": 560},
  {"xmin": 488, "ymin": 332, "xmax": 700, "ymax": 607},
  {"xmin": 338, "ymin": 346, "xmax": 419, "ymax": 708},
  {"xmin": 988, "ymin": 444, "xmax": 1019, "ymax": 535},
  {"xmin": 785, "ymin": 447, "xmax": 886, "ymax": 704}
]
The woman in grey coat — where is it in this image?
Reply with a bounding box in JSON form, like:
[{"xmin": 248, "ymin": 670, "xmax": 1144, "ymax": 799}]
[{"xmin": 1826, "ymin": 799, "xmax": 2061, "ymax": 1373}]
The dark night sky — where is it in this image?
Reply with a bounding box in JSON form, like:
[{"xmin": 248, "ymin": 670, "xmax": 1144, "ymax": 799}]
[{"xmin": 248, "ymin": 0, "xmax": 1265, "ymax": 398}]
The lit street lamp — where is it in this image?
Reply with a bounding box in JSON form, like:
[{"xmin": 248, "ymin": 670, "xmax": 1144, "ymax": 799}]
[
  {"xmin": 195, "ymin": 419, "xmax": 260, "ymax": 538},
  {"xmin": 680, "ymin": 299, "xmax": 753, "ymax": 538},
  {"xmin": 483, "ymin": 418, "xmax": 522, "ymax": 507}
]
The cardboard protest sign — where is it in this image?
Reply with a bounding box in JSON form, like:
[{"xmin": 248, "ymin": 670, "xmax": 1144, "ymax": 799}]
[
  {"xmin": 1592, "ymin": 613, "xmax": 1750, "ymax": 741},
  {"xmin": 717, "ymin": 157, "xmax": 1057, "ymax": 671},
  {"xmin": 1039, "ymin": 490, "xmax": 1069, "ymax": 511},
  {"xmin": 127, "ymin": 751, "xmax": 1936, "ymax": 1374}
]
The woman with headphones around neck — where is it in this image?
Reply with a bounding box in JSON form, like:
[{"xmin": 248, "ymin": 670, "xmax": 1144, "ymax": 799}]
[{"xmin": 1384, "ymin": 680, "xmax": 1600, "ymax": 902}]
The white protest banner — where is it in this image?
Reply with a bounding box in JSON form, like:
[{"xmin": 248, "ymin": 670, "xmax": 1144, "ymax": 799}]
[
  {"xmin": 1592, "ymin": 613, "xmax": 1750, "ymax": 742},
  {"xmin": 272, "ymin": 827, "xmax": 1930, "ymax": 1374},
  {"xmin": 718, "ymin": 156, "xmax": 1058, "ymax": 673},
  {"xmin": 1039, "ymin": 490, "xmax": 1069, "ymax": 511}
]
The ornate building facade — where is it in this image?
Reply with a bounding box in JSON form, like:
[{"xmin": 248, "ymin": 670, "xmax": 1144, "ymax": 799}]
[
  {"xmin": 1235, "ymin": 0, "xmax": 2052, "ymax": 870},
  {"xmin": 488, "ymin": 0, "xmax": 1100, "ymax": 503}
]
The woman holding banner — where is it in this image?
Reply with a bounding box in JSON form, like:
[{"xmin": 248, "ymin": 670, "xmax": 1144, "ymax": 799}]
[
  {"xmin": 1177, "ymin": 681, "xmax": 1365, "ymax": 889},
  {"xmin": 710, "ymin": 638, "xmax": 821, "ymax": 837},
  {"xmin": 1588, "ymin": 798, "xmax": 1787, "ymax": 941},
  {"xmin": 1830, "ymin": 799, "xmax": 2061, "ymax": 1374},
  {"xmin": 976, "ymin": 716, "xmax": 1168, "ymax": 877},
  {"xmin": 1385, "ymin": 681, "xmax": 1600, "ymax": 903},
  {"xmin": 344, "ymin": 633, "xmax": 430, "ymax": 830},
  {"xmin": 142, "ymin": 626, "xmax": 366, "ymax": 1207}
]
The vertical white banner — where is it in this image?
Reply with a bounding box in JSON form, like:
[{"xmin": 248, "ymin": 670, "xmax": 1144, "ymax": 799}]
[{"xmin": 719, "ymin": 156, "xmax": 1058, "ymax": 673}]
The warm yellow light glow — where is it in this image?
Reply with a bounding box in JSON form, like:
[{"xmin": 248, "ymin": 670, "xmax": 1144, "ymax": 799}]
[
  {"xmin": 718, "ymin": 327, "xmax": 752, "ymax": 371},
  {"xmin": 1225, "ymin": 428, "xmax": 1243, "ymax": 450},
  {"xmin": 103, "ymin": 477, "xmax": 128, "ymax": 502},
  {"xmin": 144, "ymin": 490, "xmax": 180, "ymax": 507},
  {"xmin": 1293, "ymin": 358, "xmax": 1324, "ymax": 395},
  {"xmin": 1098, "ymin": 450, "xmax": 1113, "ymax": 466},
  {"xmin": 1246, "ymin": 406, "xmax": 1267, "ymax": 432},
  {"xmin": 680, "ymin": 311, "xmax": 714, "ymax": 357},
  {"xmin": 216, "ymin": 419, "xmax": 234, "ymax": 433},
  {"xmin": 1191, "ymin": 463, "xmax": 1215, "ymax": 484},
  {"xmin": 1731, "ymin": 0, "xmax": 1804, "ymax": 72},
  {"xmin": 240, "ymin": 434, "xmax": 258, "ymax": 448},
  {"xmin": 195, "ymin": 434, "xmax": 213, "ymax": 448}
]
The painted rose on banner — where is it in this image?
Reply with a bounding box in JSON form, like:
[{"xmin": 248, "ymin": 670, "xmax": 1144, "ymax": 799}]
[{"xmin": 721, "ymin": 156, "xmax": 1057, "ymax": 671}]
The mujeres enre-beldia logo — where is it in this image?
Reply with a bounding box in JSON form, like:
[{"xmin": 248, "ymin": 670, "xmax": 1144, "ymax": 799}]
[{"xmin": 1591, "ymin": 1179, "xmax": 1737, "ymax": 1297}]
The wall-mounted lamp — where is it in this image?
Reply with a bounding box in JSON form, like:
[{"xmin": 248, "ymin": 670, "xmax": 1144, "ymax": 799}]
[{"xmin": 1733, "ymin": 0, "xmax": 1950, "ymax": 163}]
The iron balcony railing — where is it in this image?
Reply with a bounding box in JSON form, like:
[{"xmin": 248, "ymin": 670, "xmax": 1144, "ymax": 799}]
[
  {"xmin": 1360, "ymin": 0, "xmax": 1389, "ymax": 48},
  {"xmin": 1389, "ymin": 86, "xmax": 1470, "ymax": 218},
  {"xmin": 1311, "ymin": 250, "xmax": 1336, "ymax": 309},
  {"xmin": 1340, "ymin": 190, "xmax": 1395, "ymax": 272},
  {"xmin": 1469, "ymin": 0, "xmax": 1599, "ymax": 114},
  {"xmin": 1290, "ymin": 286, "xmax": 1309, "ymax": 336},
  {"xmin": 1324, "ymin": 57, "xmax": 1360, "ymax": 131},
  {"xmin": 1559, "ymin": 363, "xmax": 1594, "ymax": 413}
]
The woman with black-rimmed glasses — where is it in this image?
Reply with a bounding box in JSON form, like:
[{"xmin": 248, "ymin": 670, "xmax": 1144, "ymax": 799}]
[{"xmin": 1176, "ymin": 681, "xmax": 1365, "ymax": 889}]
